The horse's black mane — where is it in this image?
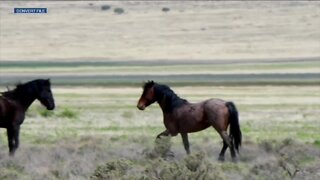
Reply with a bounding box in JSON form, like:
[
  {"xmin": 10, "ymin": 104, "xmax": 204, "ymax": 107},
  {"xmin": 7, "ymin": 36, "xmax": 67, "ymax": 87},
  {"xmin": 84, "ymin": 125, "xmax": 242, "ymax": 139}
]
[
  {"xmin": 143, "ymin": 81, "xmax": 187, "ymax": 112},
  {"xmin": 1, "ymin": 83, "xmax": 25, "ymax": 99},
  {"xmin": 1, "ymin": 79, "xmax": 50, "ymax": 99}
]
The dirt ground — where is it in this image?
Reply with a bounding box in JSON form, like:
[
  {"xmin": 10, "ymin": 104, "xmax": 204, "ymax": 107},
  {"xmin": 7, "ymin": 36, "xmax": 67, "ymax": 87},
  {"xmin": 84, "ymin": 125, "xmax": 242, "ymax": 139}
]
[{"xmin": 0, "ymin": 1, "xmax": 319, "ymax": 61}]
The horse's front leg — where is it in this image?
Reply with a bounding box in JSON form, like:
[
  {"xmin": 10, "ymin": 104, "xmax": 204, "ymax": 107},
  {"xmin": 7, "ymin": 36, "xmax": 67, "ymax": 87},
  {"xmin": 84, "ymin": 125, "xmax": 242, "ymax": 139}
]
[
  {"xmin": 7, "ymin": 126, "xmax": 15, "ymax": 156},
  {"xmin": 7, "ymin": 125, "xmax": 20, "ymax": 156},
  {"xmin": 14, "ymin": 126, "xmax": 20, "ymax": 151},
  {"xmin": 156, "ymin": 129, "xmax": 170, "ymax": 139},
  {"xmin": 181, "ymin": 133, "xmax": 190, "ymax": 154}
]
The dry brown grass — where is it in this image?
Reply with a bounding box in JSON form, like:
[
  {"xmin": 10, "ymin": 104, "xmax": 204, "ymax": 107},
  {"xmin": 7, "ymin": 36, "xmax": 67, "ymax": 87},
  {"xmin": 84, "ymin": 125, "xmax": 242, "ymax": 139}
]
[
  {"xmin": 1, "ymin": 1, "xmax": 319, "ymax": 61},
  {"xmin": 0, "ymin": 85, "xmax": 319, "ymax": 179}
]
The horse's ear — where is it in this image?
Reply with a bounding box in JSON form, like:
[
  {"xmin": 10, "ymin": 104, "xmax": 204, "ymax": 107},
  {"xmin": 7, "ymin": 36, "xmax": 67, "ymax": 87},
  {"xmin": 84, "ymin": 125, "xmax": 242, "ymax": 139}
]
[
  {"xmin": 45, "ymin": 79, "xmax": 51, "ymax": 85},
  {"xmin": 15, "ymin": 81, "xmax": 22, "ymax": 88},
  {"xmin": 143, "ymin": 80, "xmax": 153, "ymax": 88}
]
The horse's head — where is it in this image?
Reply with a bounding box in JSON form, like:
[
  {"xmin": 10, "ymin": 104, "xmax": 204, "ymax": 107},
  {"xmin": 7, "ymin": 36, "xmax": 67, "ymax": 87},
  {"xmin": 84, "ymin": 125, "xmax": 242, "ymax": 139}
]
[
  {"xmin": 36, "ymin": 79, "xmax": 55, "ymax": 110},
  {"xmin": 137, "ymin": 80, "xmax": 157, "ymax": 110}
]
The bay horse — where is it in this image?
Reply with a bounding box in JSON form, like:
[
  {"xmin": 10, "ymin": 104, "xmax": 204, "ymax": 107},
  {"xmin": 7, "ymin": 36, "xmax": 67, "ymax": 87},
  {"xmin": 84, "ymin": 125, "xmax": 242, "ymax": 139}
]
[
  {"xmin": 137, "ymin": 81, "xmax": 242, "ymax": 161},
  {"xmin": 0, "ymin": 79, "xmax": 55, "ymax": 156}
]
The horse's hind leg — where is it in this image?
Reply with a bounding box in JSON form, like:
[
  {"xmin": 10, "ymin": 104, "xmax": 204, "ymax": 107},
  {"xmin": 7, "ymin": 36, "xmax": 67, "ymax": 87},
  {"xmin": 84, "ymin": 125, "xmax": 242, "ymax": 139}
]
[
  {"xmin": 218, "ymin": 141, "xmax": 228, "ymax": 161},
  {"xmin": 7, "ymin": 125, "xmax": 20, "ymax": 156},
  {"xmin": 181, "ymin": 133, "xmax": 190, "ymax": 154},
  {"xmin": 219, "ymin": 131, "xmax": 236, "ymax": 161},
  {"xmin": 229, "ymin": 138, "xmax": 236, "ymax": 162}
]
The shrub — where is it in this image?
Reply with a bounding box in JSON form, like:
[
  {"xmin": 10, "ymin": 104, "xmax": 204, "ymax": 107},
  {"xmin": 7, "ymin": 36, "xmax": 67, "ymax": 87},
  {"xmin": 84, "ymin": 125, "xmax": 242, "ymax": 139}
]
[
  {"xmin": 0, "ymin": 161, "xmax": 25, "ymax": 180},
  {"xmin": 144, "ymin": 154, "xmax": 226, "ymax": 180},
  {"xmin": 0, "ymin": 169, "xmax": 21, "ymax": 180},
  {"xmin": 162, "ymin": 7, "xmax": 170, "ymax": 12},
  {"xmin": 91, "ymin": 159, "xmax": 132, "ymax": 180},
  {"xmin": 314, "ymin": 140, "xmax": 320, "ymax": 147},
  {"xmin": 114, "ymin": 8, "xmax": 124, "ymax": 15},
  {"xmin": 144, "ymin": 136, "xmax": 173, "ymax": 159},
  {"xmin": 184, "ymin": 152, "xmax": 205, "ymax": 171},
  {"xmin": 246, "ymin": 161, "xmax": 289, "ymax": 180},
  {"xmin": 260, "ymin": 140, "xmax": 275, "ymax": 152},
  {"xmin": 101, "ymin": 5, "xmax": 111, "ymax": 11}
]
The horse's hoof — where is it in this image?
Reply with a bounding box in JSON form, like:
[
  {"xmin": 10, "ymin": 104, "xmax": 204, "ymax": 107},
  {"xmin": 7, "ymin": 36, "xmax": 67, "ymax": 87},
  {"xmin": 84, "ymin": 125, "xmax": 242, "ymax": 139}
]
[
  {"xmin": 218, "ymin": 156, "xmax": 225, "ymax": 162},
  {"xmin": 231, "ymin": 157, "xmax": 238, "ymax": 163}
]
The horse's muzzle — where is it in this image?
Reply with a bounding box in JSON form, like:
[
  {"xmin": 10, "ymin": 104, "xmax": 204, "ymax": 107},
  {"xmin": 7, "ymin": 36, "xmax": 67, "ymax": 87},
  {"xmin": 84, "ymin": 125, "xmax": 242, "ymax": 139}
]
[
  {"xmin": 47, "ymin": 105, "xmax": 55, "ymax": 110},
  {"xmin": 46, "ymin": 100, "xmax": 55, "ymax": 110},
  {"xmin": 137, "ymin": 104, "xmax": 145, "ymax": 110}
]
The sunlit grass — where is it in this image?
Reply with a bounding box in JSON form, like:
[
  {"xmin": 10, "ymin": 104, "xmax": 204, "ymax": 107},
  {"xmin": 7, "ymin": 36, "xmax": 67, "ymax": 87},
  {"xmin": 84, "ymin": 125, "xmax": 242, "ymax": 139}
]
[
  {"xmin": 12, "ymin": 85, "xmax": 319, "ymax": 146},
  {"xmin": 1, "ymin": 85, "xmax": 319, "ymax": 179}
]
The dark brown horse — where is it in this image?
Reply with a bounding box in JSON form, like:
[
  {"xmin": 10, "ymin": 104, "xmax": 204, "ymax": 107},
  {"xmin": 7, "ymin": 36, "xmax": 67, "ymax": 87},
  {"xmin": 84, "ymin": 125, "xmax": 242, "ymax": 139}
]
[
  {"xmin": 137, "ymin": 81, "xmax": 242, "ymax": 161},
  {"xmin": 0, "ymin": 79, "xmax": 55, "ymax": 156}
]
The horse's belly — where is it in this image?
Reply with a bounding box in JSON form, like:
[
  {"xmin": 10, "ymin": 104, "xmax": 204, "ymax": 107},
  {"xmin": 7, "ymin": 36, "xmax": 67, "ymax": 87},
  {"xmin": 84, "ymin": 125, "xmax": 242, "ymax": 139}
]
[
  {"xmin": 0, "ymin": 119, "xmax": 7, "ymax": 128},
  {"xmin": 179, "ymin": 121, "xmax": 210, "ymax": 133},
  {"xmin": 0, "ymin": 110, "xmax": 7, "ymax": 127},
  {"xmin": 0, "ymin": 100, "xmax": 12, "ymax": 127}
]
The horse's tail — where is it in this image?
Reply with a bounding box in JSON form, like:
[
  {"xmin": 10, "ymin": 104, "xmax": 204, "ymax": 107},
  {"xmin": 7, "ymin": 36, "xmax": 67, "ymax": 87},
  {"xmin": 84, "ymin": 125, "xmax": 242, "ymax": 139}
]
[{"xmin": 226, "ymin": 101, "xmax": 242, "ymax": 153}]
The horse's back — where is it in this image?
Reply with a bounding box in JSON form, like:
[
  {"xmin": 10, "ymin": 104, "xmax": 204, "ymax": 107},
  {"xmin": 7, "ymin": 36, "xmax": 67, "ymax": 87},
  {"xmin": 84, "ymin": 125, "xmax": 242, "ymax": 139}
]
[
  {"xmin": 202, "ymin": 98, "xmax": 227, "ymax": 112},
  {"xmin": 203, "ymin": 98, "xmax": 229, "ymax": 131}
]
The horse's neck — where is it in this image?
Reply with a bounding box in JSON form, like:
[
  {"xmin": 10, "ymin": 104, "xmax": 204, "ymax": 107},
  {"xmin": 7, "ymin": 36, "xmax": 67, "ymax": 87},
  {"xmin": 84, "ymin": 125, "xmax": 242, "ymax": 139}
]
[
  {"xmin": 156, "ymin": 92, "xmax": 169, "ymax": 113},
  {"xmin": 10, "ymin": 93, "xmax": 36, "ymax": 111},
  {"xmin": 158, "ymin": 101, "xmax": 167, "ymax": 113},
  {"xmin": 157, "ymin": 92, "xmax": 186, "ymax": 114}
]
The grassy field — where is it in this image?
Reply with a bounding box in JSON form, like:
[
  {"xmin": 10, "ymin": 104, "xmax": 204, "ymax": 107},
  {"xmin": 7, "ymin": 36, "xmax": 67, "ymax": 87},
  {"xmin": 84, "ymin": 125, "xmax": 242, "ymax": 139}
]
[
  {"xmin": 0, "ymin": 49, "xmax": 319, "ymax": 180},
  {"xmin": 0, "ymin": 83, "xmax": 319, "ymax": 179}
]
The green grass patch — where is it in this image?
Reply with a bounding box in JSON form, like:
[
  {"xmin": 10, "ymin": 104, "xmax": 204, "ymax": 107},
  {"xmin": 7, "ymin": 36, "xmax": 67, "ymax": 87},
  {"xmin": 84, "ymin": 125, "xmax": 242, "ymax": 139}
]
[
  {"xmin": 57, "ymin": 108, "xmax": 78, "ymax": 119},
  {"xmin": 314, "ymin": 140, "xmax": 320, "ymax": 148},
  {"xmin": 39, "ymin": 109, "xmax": 55, "ymax": 118}
]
